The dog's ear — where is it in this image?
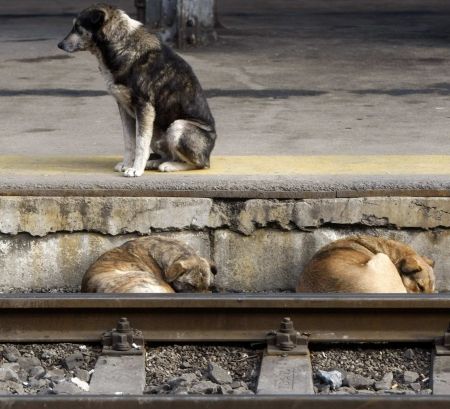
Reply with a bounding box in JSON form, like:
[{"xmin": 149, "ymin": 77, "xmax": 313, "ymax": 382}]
[
  {"xmin": 80, "ymin": 9, "xmax": 107, "ymax": 31},
  {"xmin": 422, "ymin": 256, "xmax": 435, "ymax": 268},
  {"xmin": 400, "ymin": 257, "xmax": 422, "ymax": 275},
  {"xmin": 89, "ymin": 9, "xmax": 106, "ymax": 27},
  {"xmin": 210, "ymin": 262, "xmax": 218, "ymax": 276},
  {"xmin": 165, "ymin": 260, "xmax": 188, "ymax": 283}
]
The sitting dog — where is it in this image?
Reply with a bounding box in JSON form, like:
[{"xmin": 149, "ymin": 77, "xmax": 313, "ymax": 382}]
[
  {"xmin": 58, "ymin": 3, "xmax": 216, "ymax": 177},
  {"xmin": 81, "ymin": 237, "xmax": 216, "ymax": 293},
  {"xmin": 296, "ymin": 235, "xmax": 435, "ymax": 293}
]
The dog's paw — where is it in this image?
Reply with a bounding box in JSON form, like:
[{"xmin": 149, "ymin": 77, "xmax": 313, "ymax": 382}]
[
  {"xmin": 158, "ymin": 161, "xmax": 196, "ymax": 172},
  {"xmin": 146, "ymin": 159, "xmax": 164, "ymax": 170},
  {"xmin": 123, "ymin": 167, "xmax": 144, "ymax": 177},
  {"xmin": 114, "ymin": 162, "xmax": 125, "ymax": 172},
  {"xmin": 114, "ymin": 162, "xmax": 133, "ymax": 172}
]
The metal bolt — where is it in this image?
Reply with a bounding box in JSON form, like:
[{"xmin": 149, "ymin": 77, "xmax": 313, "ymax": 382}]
[
  {"xmin": 116, "ymin": 317, "xmax": 131, "ymax": 333},
  {"xmin": 280, "ymin": 317, "xmax": 294, "ymax": 333}
]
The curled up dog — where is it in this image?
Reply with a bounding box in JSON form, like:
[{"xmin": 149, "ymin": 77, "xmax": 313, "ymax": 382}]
[
  {"xmin": 58, "ymin": 3, "xmax": 216, "ymax": 177},
  {"xmin": 81, "ymin": 237, "xmax": 217, "ymax": 293},
  {"xmin": 296, "ymin": 235, "xmax": 436, "ymax": 293}
]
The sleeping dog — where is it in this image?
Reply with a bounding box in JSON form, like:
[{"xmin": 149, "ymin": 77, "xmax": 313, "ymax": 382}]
[
  {"xmin": 296, "ymin": 235, "xmax": 435, "ymax": 293},
  {"xmin": 82, "ymin": 237, "xmax": 216, "ymax": 293}
]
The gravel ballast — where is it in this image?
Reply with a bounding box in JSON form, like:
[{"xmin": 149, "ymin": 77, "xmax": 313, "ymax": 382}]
[
  {"xmin": 145, "ymin": 345, "xmax": 262, "ymax": 395},
  {"xmin": 311, "ymin": 345, "xmax": 432, "ymax": 395},
  {"xmin": 0, "ymin": 343, "xmax": 100, "ymax": 394}
]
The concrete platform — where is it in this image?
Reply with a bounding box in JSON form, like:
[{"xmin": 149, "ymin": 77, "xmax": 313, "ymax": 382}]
[
  {"xmin": 2, "ymin": 0, "xmax": 450, "ymax": 158},
  {"xmin": 0, "ymin": 155, "xmax": 450, "ymax": 198}
]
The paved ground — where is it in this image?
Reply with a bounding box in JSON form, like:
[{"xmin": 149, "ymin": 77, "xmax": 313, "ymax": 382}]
[{"xmin": 1, "ymin": 0, "xmax": 450, "ymax": 192}]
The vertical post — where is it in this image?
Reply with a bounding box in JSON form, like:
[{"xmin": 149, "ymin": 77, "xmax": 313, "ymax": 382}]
[{"xmin": 141, "ymin": 0, "xmax": 216, "ymax": 47}]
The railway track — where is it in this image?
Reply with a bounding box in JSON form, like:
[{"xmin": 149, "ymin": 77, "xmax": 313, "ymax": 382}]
[{"xmin": 0, "ymin": 293, "xmax": 449, "ymax": 408}]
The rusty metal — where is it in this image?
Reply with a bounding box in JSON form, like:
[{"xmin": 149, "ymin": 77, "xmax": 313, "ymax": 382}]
[
  {"xmin": 101, "ymin": 317, "xmax": 144, "ymax": 356},
  {"xmin": 266, "ymin": 317, "xmax": 308, "ymax": 355},
  {"xmin": 0, "ymin": 294, "xmax": 448, "ymax": 343},
  {"xmin": 0, "ymin": 395, "xmax": 449, "ymax": 408},
  {"xmin": 134, "ymin": 0, "xmax": 146, "ymax": 24},
  {"xmin": 435, "ymin": 323, "xmax": 450, "ymax": 356}
]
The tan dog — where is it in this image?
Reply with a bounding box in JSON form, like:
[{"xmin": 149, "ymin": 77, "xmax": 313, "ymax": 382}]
[
  {"xmin": 82, "ymin": 237, "xmax": 216, "ymax": 293},
  {"xmin": 296, "ymin": 235, "xmax": 435, "ymax": 293}
]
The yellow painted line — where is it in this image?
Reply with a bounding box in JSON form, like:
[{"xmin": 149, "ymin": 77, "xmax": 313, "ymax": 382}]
[{"xmin": 0, "ymin": 155, "xmax": 449, "ymax": 175}]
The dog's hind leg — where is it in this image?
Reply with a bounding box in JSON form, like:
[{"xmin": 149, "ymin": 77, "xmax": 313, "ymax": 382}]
[
  {"xmin": 158, "ymin": 119, "xmax": 216, "ymax": 172},
  {"xmin": 123, "ymin": 104, "xmax": 155, "ymax": 177},
  {"xmin": 146, "ymin": 127, "xmax": 169, "ymax": 170},
  {"xmin": 114, "ymin": 104, "xmax": 136, "ymax": 172}
]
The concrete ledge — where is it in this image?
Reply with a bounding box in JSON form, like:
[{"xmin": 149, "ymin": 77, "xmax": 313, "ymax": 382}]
[
  {"xmin": 3, "ymin": 197, "xmax": 450, "ymax": 236},
  {"xmin": 0, "ymin": 197, "xmax": 213, "ymax": 236}
]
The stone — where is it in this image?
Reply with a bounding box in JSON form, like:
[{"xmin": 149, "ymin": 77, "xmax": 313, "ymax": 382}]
[
  {"xmin": 317, "ymin": 369, "xmax": 344, "ymax": 389},
  {"xmin": 189, "ymin": 380, "xmax": 219, "ymax": 394},
  {"xmin": 404, "ymin": 349, "xmax": 415, "ymax": 360},
  {"xmin": 18, "ymin": 357, "xmax": 41, "ymax": 372},
  {"xmin": 6, "ymin": 380, "xmax": 23, "ymax": 394},
  {"xmin": 410, "ymin": 382, "xmax": 421, "ymax": 391},
  {"xmin": 218, "ymin": 384, "xmax": 233, "ymax": 394},
  {"xmin": 74, "ymin": 368, "xmax": 90, "ymax": 383},
  {"xmin": 40, "ymin": 349, "xmax": 56, "ymax": 360},
  {"xmin": 374, "ymin": 372, "xmax": 393, "ymax": 391},
  {"xmin": 29, "ymin": 378, "xmax": 48, "ymax": 389},
  {"xmin": 62, "ymin": 353, "xmax": 84, "ymax": 370},
  {"xmin": 2, "ymin": 346, "xmax": 21, "ymax": 362},
  {"xmin": 208, "ymin": 362, "xmax": 232, "ymax": 385},
  {"xmin": 52, "ymin": 380, "xmax": 83, "ymax": 395},
  {"xmin": 45, "ymin": 368, "xmax": 66, "ymax": 382},
  {"xmin": 1, "ymin": 363, "xmax": 20, "ymax": 373},
  {"xmin": 0, "ymin": 368, "xmax": 19, "ymax": 382},
  {"xmin": 344, "ymin": 372, "xmax": 374, "ymax": 389},
  {"xmin": 29, "ymin": 366, "xmax": 46, "ymax": 380},
  {"xmin": 403, "ymin": 371, "xmax": 419, "ymax": 383},
  {"xmin": 231, "ymin": 380, "xmax": 247, "ymax": 389},
  {"xmin": 231, "ymin": 387, "xmax": 254, "ymax": 395},
  {"xmin": 172, "ymin": 386, "xmax": 189, "ymax": 395},
  {"xmin": 167, "ymin": 373, "xmax": 197, "ymax": 388},
  {"xmin": 71, "ymin": 377, "xmax": 89, "ymax": 392}
]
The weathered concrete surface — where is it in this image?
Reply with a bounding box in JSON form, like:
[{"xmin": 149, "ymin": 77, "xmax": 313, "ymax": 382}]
[
  {"xmin": 0, "ymin": 197, "xmax": 212, "ymax": 236},
  {"xmin": 0, "ymin": 232, "xmax": 210, "ymax": 290},
  {"xmin": 89, "ymin": 355, "xmax": 146, "ymax": 394},
  {"xmin": 224, "ymin": 198, "xmax": 450, "ymax": 235},
  {"xmin": 3, "ymin": 196, "xmax": 450, "ymax": 237},
  {"xmin": 213, "ymin": 228, "xmax": 450, "ymax": 292}
]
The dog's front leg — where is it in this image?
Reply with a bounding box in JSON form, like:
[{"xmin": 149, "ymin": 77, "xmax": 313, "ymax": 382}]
[
  {"xmin": 114, "ymin": 104, "xmax": 136, "ymax": 172},
  {"xmin": 123, "ymin": 104, "xmax": 154, "ymax": 178}
]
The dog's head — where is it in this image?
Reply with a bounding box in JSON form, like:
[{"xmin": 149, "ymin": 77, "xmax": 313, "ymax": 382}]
[
  {"xmin": 164, "ymin": 256, "xmax": 217, "ymax": 293},
  {"xmin": 399, "ymin": 254, "xmax": 436, "ymax": 293},
  {"xmin": 57, "ymin": 4, "xmax": 114, "ymax": 53}
]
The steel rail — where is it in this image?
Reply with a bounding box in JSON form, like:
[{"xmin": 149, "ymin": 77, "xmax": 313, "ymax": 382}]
[
  {"xmin": 0, "ymin": 293, "xmax": 448, "ymax": 343},
  {"xmin": 0, "ymin": 395, "xmax": 449, "ymax": 409}
]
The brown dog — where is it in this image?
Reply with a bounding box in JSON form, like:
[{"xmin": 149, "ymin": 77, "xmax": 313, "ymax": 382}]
[
  {"xmin": 82, "ymin": 237, "xmax": 216, "ymax": 293},
  {"xmin": 296, "ymin": 235, "xmax": 435, "ymax": 293}
]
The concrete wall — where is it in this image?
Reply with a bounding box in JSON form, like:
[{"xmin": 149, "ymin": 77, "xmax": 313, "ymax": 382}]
[{"xmin": 1, "ymin": 196, "xmax": 449, "ymax": 292}]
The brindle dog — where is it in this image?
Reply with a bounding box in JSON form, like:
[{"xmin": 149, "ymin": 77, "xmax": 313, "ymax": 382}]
[
  {"xmin": 82, "ymin": 237, "xmax": 217, "ymax": 293},
  {"xmin": 58, "ymin": 3, "xmax": 216, "ymax": 177}
]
